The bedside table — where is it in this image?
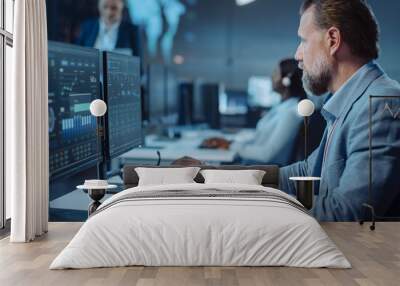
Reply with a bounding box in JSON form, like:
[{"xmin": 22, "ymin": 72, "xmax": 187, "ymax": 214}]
[
  {"xmin": 289, "ymin": 177, "xmax": 320, "ymax": 210},
  {"xmin": 77, "ymin": 184, "xmax": 117, "ymax": 216}
]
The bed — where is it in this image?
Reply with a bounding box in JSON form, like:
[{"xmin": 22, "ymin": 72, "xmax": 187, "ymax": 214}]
[{"xmin": 50, "ymin": 165, "xmax": 351, "ymax": 269}]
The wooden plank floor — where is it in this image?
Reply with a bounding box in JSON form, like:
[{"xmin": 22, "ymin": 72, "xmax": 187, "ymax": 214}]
[{"xmin": 0, "ymin": 222, "xmax": 399, "ymax": 286}]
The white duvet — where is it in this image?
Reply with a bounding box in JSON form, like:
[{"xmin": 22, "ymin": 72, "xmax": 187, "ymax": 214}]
[{"xmin": 50, "ymin": 183, "xmax": 351, "ymax": 269}]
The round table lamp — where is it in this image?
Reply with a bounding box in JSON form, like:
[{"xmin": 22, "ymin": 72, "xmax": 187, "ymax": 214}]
[
  {"xmin": 297, "ymin": 99, "xmax": 315, "ymax": 171},
  {"xmin": 290, "ymin": 99, "xmax": 319, "ymax": 210},
  {"xmin": 90, "ymin": 99, "xmax": 107, "ymax": 179},
  {"xmin": 298, "ymin": 99, "xmax": 315, "ymax": 117},
  {"xmin": 90, "ymin": 99, "xmax": 107, "ymax": 117}
]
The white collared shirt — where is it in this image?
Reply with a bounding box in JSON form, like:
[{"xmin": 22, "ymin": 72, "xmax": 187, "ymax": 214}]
[{"xmin": 94, "ymin": 19, "xmax": 121, "ymax": 51}]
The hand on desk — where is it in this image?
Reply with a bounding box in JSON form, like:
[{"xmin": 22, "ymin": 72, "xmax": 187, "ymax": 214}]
[{"xmin": 199, "ymin": 137, "xmax": 231, "ymax": 150}]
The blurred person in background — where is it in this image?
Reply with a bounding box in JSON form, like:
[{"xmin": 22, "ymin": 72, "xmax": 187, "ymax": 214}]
[
  {"xmin": 76, "ymin": 0, "xmax": 141, "ymax": 56},
  {"xmin": 201, "ymin": 58, "xmax": 307, "ymax": 166}
]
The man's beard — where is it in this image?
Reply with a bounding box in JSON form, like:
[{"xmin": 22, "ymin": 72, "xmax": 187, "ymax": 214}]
[{"xmin": 302, "ymin": 56, "xmax": 332, "ymax": 96}]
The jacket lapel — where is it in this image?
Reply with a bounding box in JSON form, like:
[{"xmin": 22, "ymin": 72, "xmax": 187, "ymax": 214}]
[
  {"xmin": 88, "ymin": 21, "xmax": 100, "ymax": 47},
  {"xmin": 116, "ymin": 22, "xmax": 125, "ymax": 48},
  {"xmin": 337, "ymin": 64, "xmax": 384, "ymax": 127}
]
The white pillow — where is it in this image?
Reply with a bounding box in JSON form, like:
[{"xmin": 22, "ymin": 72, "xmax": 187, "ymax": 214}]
[
  {"xmin": 135, "ymin": 167, "xmax": 201, "ymax": 186},
  {"xmin": 200, "ymin": 169, "xmax": 266, "ymax": 185}
]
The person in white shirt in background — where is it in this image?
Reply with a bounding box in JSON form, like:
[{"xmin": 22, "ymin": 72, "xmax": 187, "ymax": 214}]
[
  {"xmin": 202, "ymin": 58, "xmax": 309, "ymax": 166},
  {"xmin": 76, "ymin": 0, "xmax": 142, "ymax": 57},
  {"xmin": 94, "ymin": 0, "xmax": 123, "ymax": 51}
]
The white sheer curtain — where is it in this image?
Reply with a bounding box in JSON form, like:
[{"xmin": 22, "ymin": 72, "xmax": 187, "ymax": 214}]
[{"xmin": 8, "ymin": 0, "xmax": 49, "ymax": 242}]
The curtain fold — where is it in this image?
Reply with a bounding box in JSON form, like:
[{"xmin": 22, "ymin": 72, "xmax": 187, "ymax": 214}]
[{"xmin": 9, "ymin": 0, "xmax": 49, "ymax": 242}]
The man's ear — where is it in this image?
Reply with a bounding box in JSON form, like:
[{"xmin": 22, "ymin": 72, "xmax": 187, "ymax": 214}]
[{"xmin": 326, "ymin": 27, "xmax": 341, "ymax": 56}]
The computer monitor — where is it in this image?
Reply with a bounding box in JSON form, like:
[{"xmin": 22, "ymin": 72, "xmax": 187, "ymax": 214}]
[
  {"xmin": 201, "ymin": 83, "xmax": 221, "ymax": 129},
  {"xmin": 165, "ymin": 69, "xmax": 178, "ymax": 120},
  {"xmin": 219, "ymin": 90, "xmax": 249, "ymax": 115},
  {"xmin": 48, "ymin": 41, "xmax": 101, "ymax": 180},
  {"xmin": 192, "ymin": 80, "xmax": 205, "ymax": 123},
  {"xmin": 103, "ymin": 52, "xmax": 143, "ymax": 159},
  {"xmin": 247, "ymin": 76, "xmax": 281, "ymax": 107},
  {"xmin": 148, "ymin": 64, "xmax": 166, "ymax": 123},
  {"xmin": 178, "ymin": 82, "xmax": 194, "ymax": 125}
]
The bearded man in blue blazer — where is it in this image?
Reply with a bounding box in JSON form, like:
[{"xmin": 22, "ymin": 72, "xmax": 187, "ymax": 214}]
[{"xmin": 280, "ymin": 0, "xmax": 400, "ymax": 221}]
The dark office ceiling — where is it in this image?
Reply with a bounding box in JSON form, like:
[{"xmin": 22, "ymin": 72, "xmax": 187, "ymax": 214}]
[
  {"xmin": 46, "ymin": 0, "xmax": 400, "ymax": 89},
  {"xmin": 173, "ymin": 0, "xmax": 400, "ymax": 89}
]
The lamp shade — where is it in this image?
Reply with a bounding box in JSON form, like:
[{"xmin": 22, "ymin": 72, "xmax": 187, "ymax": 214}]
[
  {"xmin": 236, "ymin": 0, "xmax": 256, "ymax": 6},
  {"xmin": 297, "ymin": 99, "xmax": 315, "ymax": 117},
  {"xmin": 90, "ymin": 99, "xmax": 107, "ymax": 117}
]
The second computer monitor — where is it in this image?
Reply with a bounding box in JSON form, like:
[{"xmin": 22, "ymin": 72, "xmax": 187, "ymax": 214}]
[
  {"xmin": 103, "ymin": 52, "xmax": 143, "ymax": 159},
  {"xmin": 148, "ymin": 64, "xmax": 166, "ymax": 123}
]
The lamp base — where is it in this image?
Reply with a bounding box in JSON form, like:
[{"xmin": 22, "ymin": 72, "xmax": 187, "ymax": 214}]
[
  {"xmin": 289, "ymin": 177, "xmax": 320, "ymax": 210},
  {"xmin": 87, "ymin": 188, "xmax": 106, "ymax": 216},
  {"xmin": 359, "ymin": 203, "xmax": 376, "ymax": 231}
]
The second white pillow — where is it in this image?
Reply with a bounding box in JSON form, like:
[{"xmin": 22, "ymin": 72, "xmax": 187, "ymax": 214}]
[
  {"xmin": 135, "ymin": 167, "xmax": 201, "ymax": 186},
  {"xmin": 200, "ymin": 169, "xmax": 266, "ymax": 185}
]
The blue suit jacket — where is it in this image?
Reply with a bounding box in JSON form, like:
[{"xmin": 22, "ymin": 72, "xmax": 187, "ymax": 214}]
[
  {"xmin": 280, "ymin": 62, "xmax": 400, "ymax": 221},
  {"xmin": 75, "ymin": 19, "xmax": 142, "ymax": 57}
]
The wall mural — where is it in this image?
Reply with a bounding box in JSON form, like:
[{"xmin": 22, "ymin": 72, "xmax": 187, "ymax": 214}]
[{"xmin": 127, "ymin": 0, "xmax": 187, "ymax": 63}]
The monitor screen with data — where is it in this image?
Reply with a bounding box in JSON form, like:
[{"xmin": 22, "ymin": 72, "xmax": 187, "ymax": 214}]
[
  {"xmin": 103, "ymin": 52, "xmax": 142, "ymax": 158},
  {"xmin": 48, "ymin": 41, "xmax": 101, "ymax": 179}
]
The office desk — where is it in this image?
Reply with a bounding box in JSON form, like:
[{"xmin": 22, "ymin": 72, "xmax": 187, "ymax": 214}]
[{"xmin": 119, "ymin": 129, "xmax": 254, "ymax": 165}]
